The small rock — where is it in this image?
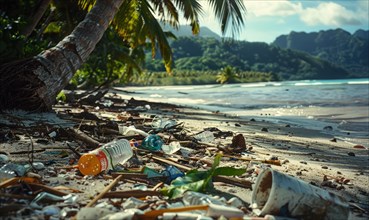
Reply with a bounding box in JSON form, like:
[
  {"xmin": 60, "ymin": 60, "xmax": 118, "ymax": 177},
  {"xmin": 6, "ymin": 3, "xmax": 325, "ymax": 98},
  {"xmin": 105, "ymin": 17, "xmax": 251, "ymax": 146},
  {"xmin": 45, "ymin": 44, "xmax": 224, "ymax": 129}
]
[
  {"xmin": 330, "ymin": 138, "xmax": 337, "ymax": 142},
  {"xmin": 300, "ymin": 161, "xmax": 307, "ymax": 164},
  {"xmin": 250, "ymin": 118, "xmax": 256, "ymax": 122},
  {"xmin": 230, "ymin": 134, "xmax": 247, "ymax": 153},
  {"xmin": 296, "ymin": 171, "xmax": 302, "ymax": 176},
  {"xmin": 323, "ymin": 126, "xmax": 333, "ymax": 131},
  {"xmin": 285, "ymin": 124, "xmax": 291, "ymax": 127},
  {"xmin": 336, "ymin": 185, "xmax": 345, "ymax": 190},
  {"xmin": 348, "ymin": 152, "xmax": 355, "ymax": 157},
  {"xmin": 268, "ymin": 155, "xmax": 278, "ymax": 160},
  {"xmin": 337, "ymin": 171, "xmax": 342, "ymax": 175},
  {"xmin": 235, "ymin": 123, "xmax": 241, "ymax": 127},
  {"xmin": 322, "ymin": 166, "xmax": 328, "ymax": 169},
  {"xmin": 261, "ymin": 127, "xmax": 268, "ymax": 132}
]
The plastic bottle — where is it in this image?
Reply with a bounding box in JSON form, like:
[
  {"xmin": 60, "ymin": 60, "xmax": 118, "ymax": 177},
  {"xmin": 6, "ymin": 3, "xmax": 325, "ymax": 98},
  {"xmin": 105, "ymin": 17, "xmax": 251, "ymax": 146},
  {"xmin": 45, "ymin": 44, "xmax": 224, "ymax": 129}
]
[
  {"xmin": 78, "ymin": 139, "xmax": 133, "ymax": 176},
  {"xmin": 139, "ymin": 134, "xmax": 163, "ymax": 152}
]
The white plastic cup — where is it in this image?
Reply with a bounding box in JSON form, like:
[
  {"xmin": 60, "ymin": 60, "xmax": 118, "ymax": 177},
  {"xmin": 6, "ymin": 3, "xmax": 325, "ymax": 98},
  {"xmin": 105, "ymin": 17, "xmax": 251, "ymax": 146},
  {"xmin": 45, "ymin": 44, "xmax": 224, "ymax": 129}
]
[{"xmin": 251, "ymin": 168, "xmax": 349, "ymax": 219}]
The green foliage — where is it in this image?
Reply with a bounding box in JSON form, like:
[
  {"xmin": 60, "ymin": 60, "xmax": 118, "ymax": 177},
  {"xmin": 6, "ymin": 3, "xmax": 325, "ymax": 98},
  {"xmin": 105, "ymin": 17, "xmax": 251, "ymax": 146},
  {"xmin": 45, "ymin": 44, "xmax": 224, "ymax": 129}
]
[
  {"xmin": 161, "ymin": 154, "xmax": 246, "ymax": 199},
  {"xmin": 216, "ymin": 65, "xmax": 238, "ymax": 84},
  {"xmin": 129, "ymin": 69, "xmax": 278, "ymax": 86},
  {"xmin": 145, "ymin": 36, "xmax": 350, "ymax": 81},
  {"xmin": 56, "ymin": 90, "xmax": 66, "ymax": 102}
]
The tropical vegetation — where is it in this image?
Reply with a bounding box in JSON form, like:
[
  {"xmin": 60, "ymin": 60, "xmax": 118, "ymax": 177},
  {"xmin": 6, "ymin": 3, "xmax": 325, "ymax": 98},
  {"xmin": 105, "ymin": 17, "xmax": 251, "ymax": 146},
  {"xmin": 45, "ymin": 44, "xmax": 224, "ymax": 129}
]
[{"xmin": 0, "ymin": 0, "xmax": 247, "ymax": 111}]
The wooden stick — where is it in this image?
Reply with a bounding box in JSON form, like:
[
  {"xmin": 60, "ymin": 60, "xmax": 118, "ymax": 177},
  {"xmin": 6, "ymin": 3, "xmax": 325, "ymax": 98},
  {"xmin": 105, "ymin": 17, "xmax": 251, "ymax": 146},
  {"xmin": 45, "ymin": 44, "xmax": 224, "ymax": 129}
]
[
  {"xmin": 67, "ymin": 128, "xmax": 100, "ymax": 148},
  {"xmin": 27, "ymin": 182, "xmax": 68, "ymax": 196},
  {"xmin": 85, "ymin": 174, "xmax": 123, "ymax": 207},
  {"xmin": 151, "ymin": 156, "xmax": 192, "ymax": 171},
  {"xmin": 213, "ymin": 176, "xmax": 252, "ymax": 189},
  {"xmin": 141, "ymin": 205, "xmax": 209, "ymax": 220},
  {"xmin": 103, "ymin": 190, "xmax": 161, "ymax": 199}
]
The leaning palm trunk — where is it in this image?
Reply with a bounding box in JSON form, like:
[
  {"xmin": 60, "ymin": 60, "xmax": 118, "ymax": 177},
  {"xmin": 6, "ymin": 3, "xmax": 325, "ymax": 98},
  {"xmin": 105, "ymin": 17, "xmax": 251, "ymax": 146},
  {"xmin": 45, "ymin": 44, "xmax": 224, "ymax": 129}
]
[{"xmin": 0, "ymin": 0, "xmax": 123, "ymax": 111}]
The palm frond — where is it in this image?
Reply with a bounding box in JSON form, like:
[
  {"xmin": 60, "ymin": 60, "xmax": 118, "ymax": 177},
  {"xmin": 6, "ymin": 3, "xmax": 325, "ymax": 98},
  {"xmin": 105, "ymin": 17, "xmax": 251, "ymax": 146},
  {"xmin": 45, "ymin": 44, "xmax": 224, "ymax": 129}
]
[
  {"xmin": 150, "ymin": 0, "xmax": 179, "ymax": 28},
  {"xmin": 207, "ymin": 0, "xmax": 246, "ymax": 36},
  {"xmin": 112, "ymin": 0, "xmax": 173, "ymax": 73},
  {"xmin": 173, "ymin": 0, "xmax": 203, "ymax": 35},
  {"xmin": 77, "ymin": 0, "xmax": 96, "ymax": 11}
]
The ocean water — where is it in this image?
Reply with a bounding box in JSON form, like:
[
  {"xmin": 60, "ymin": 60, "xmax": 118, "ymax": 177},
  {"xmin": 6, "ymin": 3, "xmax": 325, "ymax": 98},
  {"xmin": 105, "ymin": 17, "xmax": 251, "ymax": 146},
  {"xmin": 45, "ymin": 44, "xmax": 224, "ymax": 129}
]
[{"xmin": 118, "ymin": 78, "xmax": 369, "ymax": 145}]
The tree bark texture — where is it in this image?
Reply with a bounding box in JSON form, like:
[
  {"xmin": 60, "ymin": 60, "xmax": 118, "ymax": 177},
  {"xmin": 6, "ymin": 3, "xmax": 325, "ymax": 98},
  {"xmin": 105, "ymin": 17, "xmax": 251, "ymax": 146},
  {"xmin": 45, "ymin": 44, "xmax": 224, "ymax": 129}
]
[{"xmin": 0, "ymin": 0, "xmax": 124, "ymax": 111}]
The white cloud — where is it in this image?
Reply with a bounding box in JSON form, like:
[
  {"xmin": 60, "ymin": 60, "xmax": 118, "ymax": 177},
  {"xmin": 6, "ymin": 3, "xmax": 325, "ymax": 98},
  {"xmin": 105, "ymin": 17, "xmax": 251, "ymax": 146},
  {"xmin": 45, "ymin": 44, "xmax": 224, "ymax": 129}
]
[
  {"xmin": 245, "ymin": 0, "xmax": 302, "ymax": 17},
  {"xmin": 300, "ymin": 2, "xmax": 362, "ymax": 26}
]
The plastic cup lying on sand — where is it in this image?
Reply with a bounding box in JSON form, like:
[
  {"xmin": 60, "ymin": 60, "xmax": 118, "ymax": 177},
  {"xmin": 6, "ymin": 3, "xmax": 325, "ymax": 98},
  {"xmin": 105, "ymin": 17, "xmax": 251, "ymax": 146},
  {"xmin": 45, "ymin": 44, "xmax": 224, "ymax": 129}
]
[{"xmin": 251, "ymin": 168, "xmax": 349, "ymax": 219}]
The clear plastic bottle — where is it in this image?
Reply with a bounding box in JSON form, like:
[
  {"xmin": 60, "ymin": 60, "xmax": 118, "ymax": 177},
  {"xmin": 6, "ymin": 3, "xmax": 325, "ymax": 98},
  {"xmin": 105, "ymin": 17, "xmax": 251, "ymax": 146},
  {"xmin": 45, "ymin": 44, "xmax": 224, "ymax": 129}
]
[{"xmin": 78, "ymin": 139, "xmax": 133, "ymax": 176}]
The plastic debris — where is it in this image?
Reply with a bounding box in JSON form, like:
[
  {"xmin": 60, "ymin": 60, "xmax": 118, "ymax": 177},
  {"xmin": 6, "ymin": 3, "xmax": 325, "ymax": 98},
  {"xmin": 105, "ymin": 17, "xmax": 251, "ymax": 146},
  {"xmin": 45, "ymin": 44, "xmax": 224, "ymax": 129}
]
[
  {"xmin": 152, "ymin": 116, "xmax": 177, "ymax": 129},
  {"xmin": 140, "ymin": 134, "xmax": 164, "ymax": 152},
  {"xmin": 118, "ymin": 125, "xmax": 149, "ymax": 137},
  {"xmin": 161, "ymin": 165, "xmax": 185, "ymax": 183},
  {"xmin": 194, "ymin": 131, "xmax": 215, "ymax": 143},
  {"xmin": 162, "ymin": 141, "xmax": 181, "ymax": 154},
  {"xmin": 251, "ymin": 167, "xmax": 350, "ymax": 219},
  {"xmin": 0, "ymin": 163, "xmax": 26, "ymax": 182}
]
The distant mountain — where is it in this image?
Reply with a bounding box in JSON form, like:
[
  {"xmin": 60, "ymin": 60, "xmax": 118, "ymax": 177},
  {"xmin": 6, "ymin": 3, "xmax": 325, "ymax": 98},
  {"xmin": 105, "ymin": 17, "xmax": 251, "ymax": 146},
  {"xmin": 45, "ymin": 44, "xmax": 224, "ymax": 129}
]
[
  {"xmin": 161, "ymin": 24, "xmax": 221, "ymax": 40},
  {"xmin": 146, "ymin": 36, "xmax": 350, "ymax": 80},
  {"xmin": 272, "ymin": 28, "xmax": 368, "ymax": 77}
]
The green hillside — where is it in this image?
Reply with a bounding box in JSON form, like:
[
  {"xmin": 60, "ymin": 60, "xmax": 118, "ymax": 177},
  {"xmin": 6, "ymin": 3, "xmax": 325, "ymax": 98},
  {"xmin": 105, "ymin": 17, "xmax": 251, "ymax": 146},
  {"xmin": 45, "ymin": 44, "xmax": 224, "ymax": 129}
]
[
  {"xmin": 145, "ymin": 36, "xmax": 350, "ymax": 81},
  {"xmin": 272, "ymin": 29, "xmax": 368, "ymax": 77}
]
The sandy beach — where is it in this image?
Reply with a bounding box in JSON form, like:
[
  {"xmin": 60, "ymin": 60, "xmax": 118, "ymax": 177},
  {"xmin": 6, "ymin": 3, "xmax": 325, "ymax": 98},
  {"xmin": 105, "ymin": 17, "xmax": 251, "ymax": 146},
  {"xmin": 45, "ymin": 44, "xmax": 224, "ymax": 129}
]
[{"xmin": 0, "ymin": 90, "xmax": 368, "ymax": 219}]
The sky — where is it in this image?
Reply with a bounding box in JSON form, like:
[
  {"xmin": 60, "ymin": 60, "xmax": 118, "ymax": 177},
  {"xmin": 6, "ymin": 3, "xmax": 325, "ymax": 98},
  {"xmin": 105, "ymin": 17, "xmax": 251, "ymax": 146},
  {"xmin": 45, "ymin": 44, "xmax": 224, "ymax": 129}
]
[{"xmin": 184, "ymin": 0, "xmax": 369, "ymax": 43}]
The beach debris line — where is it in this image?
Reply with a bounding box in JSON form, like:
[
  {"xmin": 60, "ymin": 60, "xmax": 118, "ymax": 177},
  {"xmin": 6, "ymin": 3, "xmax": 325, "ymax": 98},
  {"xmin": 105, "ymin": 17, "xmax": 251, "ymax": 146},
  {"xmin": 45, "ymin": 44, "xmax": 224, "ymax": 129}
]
[{"xmin": 0, "ymin": 90, "xmax": 366, "ymax": 219}]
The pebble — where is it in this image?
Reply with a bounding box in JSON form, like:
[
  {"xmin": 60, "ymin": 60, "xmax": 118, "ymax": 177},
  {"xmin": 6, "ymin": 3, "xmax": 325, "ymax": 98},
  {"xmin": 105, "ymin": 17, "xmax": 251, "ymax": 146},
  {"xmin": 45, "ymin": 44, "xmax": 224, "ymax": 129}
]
[
  {"xmin": 347, "ymin": 152, "xmax": 355, "ymax": 156},
  {"xmin": 330, "ymin": 138, "xmax": 337, "ymax": 142},
  {"xmin": 322, "ymin": 166, "xmax": 328, "ymax": 169},
  {"xmin": 300, "ymin": 161, "xmax": 307, "ymax": 164},
  {"xmin": 261, "ymin": 127, "xmax": 268, "ymax": 132},
  {"xmin": 323, "ymin": 126, "xmax": 333, "ymax": 131},
  {"xmin": 296, "ymin": 171, "xmax": 302, "ymax": 176},
  {"xmin": 268, "ymin": 155, "xmax": 278, "ymax": 160}
]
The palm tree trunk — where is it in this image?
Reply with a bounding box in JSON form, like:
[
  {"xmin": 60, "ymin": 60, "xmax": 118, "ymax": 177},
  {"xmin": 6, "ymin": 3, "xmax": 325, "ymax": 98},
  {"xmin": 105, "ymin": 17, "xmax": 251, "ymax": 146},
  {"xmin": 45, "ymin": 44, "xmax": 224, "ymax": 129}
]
[
  {"xmin": 0, "ymin": 0, "xmax": 124, "ymax": 111},
  {"xmin": 21, "ymin": 0, "xmax": 52, "ymax": 38}
]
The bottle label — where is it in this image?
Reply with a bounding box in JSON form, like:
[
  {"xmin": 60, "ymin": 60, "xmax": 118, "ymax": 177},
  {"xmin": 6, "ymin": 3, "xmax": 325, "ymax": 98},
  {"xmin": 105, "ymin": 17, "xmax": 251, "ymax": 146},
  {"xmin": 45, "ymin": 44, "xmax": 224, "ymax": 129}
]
[{"xmin": 95, "ymin": 150, "xmax": 109, "ymax": 171}]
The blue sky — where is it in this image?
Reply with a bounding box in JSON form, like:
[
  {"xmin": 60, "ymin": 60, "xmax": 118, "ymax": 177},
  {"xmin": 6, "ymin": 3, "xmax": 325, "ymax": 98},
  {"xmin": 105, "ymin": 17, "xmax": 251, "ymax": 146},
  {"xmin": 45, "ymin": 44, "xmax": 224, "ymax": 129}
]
[{"xmin": 189, "ymin": 0, "xmax": 369, "ymax": 43}]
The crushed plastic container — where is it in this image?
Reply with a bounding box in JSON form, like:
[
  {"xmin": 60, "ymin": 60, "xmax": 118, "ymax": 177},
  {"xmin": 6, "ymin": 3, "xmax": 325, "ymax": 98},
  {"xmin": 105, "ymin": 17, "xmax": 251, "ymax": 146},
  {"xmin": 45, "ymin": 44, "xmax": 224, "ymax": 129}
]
[
  {"xmin": 139, "ymin": 134, "xmax": 163, "ymax": 152},
  {"xmin": 0, "ymin": 163, "xmax": 26, "ymax": 182},
  {"xmin": 251, "ymin": 168, "xmax": 349, "ymax": 219},
  {"xmin": 78, "ymin": 139, "xmax": 133, "ymax": 176},
  {"xmin": 194, "ymin": 131, "xmax": 215, "ymax": 143},
  {"xmin": 161, "ymin": 165, "xmax": 184, "ymax": 183}
]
